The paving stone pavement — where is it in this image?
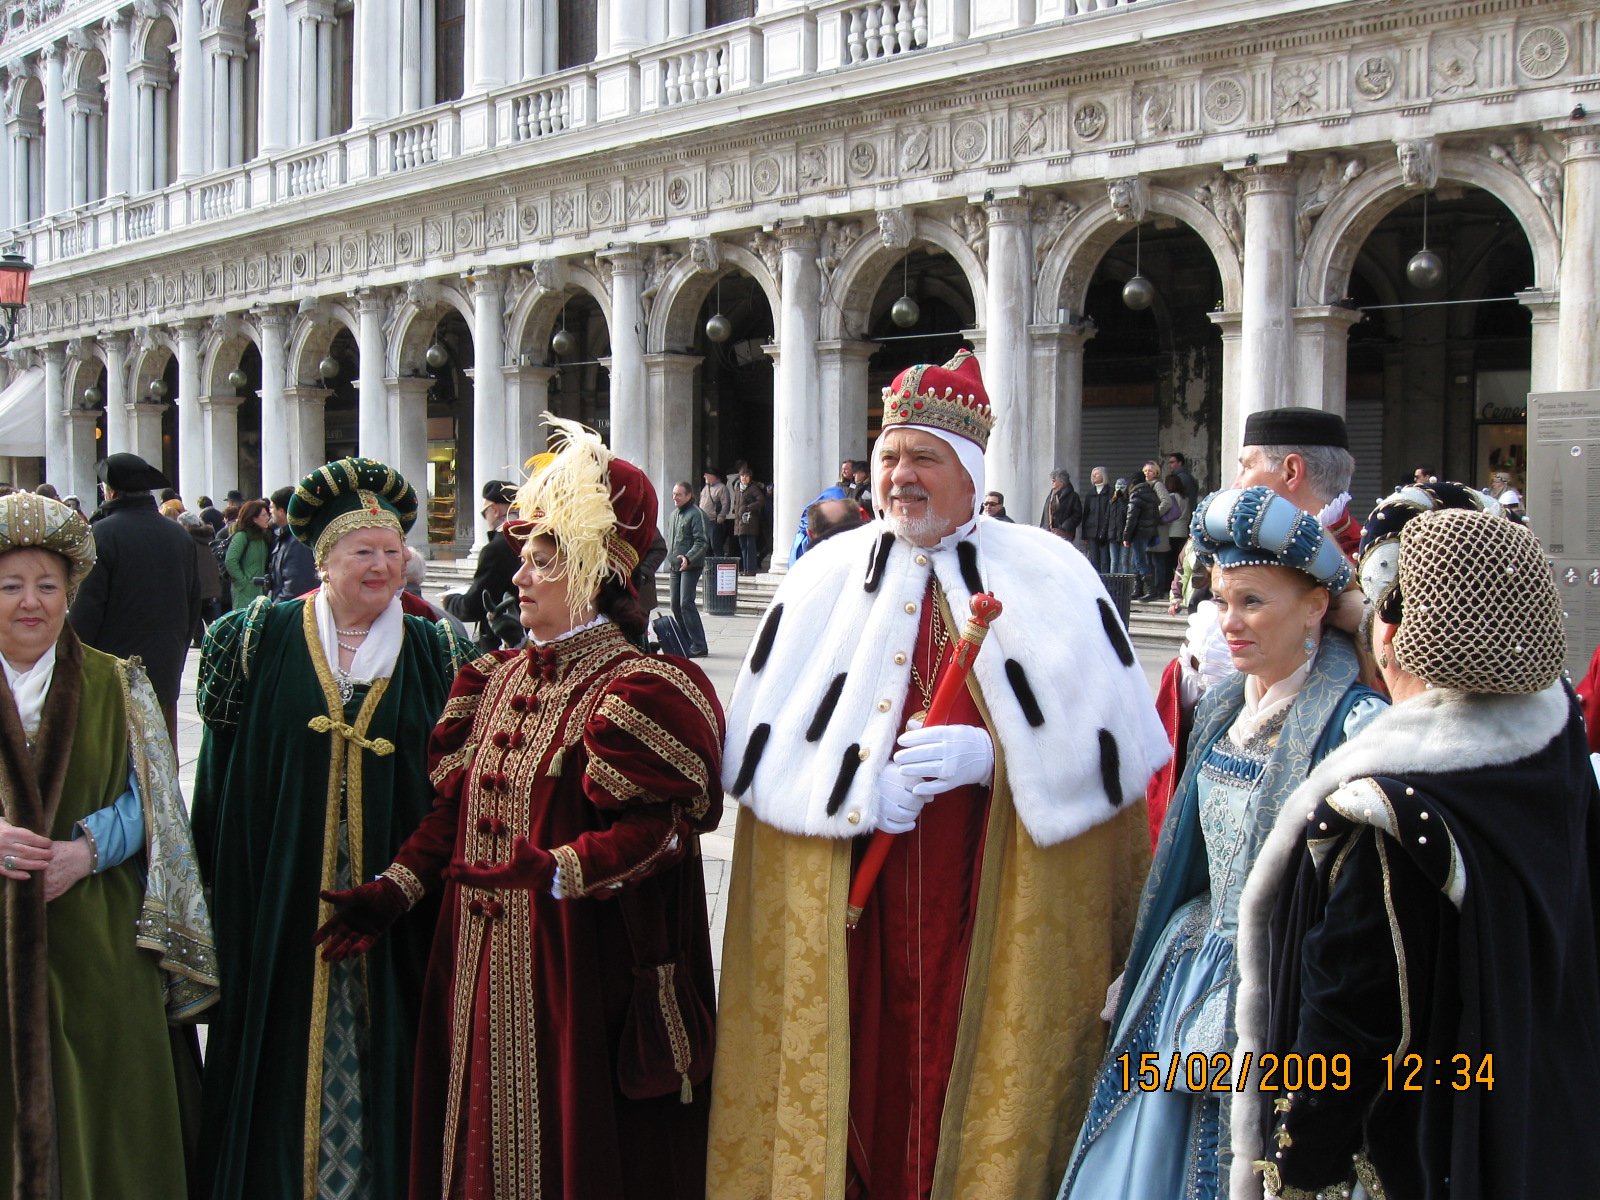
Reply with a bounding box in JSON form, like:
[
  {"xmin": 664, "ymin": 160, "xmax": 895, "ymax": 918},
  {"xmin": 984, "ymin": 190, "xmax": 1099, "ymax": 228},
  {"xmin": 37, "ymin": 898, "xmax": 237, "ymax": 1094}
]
[{"xmin": 171, "ymin": 599, "xmax": 1167, "ymax": 986}]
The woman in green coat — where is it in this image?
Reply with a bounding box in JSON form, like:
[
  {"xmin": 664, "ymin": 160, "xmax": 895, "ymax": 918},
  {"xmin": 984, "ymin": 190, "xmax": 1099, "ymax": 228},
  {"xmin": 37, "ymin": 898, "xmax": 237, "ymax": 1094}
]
[
  {"xmin": 0, "ymin": 491, "xmax": 217, "ymax": 1199},
  {"xmin": 223, "ymin": 498, "xmax": 272, "ymax": 609},
  {"xmin": 191, "ymin": 458, "xmax": 477, "ymax": 1200}
]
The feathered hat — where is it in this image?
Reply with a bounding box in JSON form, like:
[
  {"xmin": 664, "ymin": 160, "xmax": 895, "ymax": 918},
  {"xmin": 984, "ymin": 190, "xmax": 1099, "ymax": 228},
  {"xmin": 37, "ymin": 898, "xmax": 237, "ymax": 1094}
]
[{"xmin": 503, "ymin": 415, "xmax": 658, "ymax": 621}]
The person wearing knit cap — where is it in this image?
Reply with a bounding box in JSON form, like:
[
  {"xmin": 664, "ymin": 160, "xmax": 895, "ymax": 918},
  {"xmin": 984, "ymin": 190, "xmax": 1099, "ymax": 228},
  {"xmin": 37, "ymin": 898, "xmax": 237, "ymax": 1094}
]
[
  {"xmin": 316, "ymin": 420, "xmax": 726, "ymax": 1200},
  {"xmin": 189, "ymin": 457, "xmax": 478, "ymax": 1200},
  {"xmin": 1059, "ymin": 486, "xmax": 1385, "ymax": 1200},
  {"xmin": 710, "ymin": 350, "xmax": 1170, "ymax": 1200},
  {"xmin": 1233, "ymin": 488, "xmax": 1600, "ymax": 1200}
]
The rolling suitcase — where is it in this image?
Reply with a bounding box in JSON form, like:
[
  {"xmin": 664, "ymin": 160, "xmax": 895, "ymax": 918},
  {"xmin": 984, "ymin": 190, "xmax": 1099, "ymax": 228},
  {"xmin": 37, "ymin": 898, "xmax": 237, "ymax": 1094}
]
[{"xmin": 652, "ymin": 613, "xmax": 691, "ymax": 658}]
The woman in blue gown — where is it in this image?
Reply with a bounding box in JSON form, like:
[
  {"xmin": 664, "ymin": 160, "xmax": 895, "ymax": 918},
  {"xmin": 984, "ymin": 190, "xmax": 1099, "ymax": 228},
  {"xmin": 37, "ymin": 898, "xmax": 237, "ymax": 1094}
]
[{"xmin": 1058, "ymin": 486, "xmax": 1386, "ymax": 1200}]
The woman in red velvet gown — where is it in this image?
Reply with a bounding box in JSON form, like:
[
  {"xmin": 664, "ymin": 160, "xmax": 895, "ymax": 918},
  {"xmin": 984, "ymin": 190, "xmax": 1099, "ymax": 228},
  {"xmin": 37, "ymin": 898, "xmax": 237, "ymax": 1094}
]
[{"xmin": 316, "ymin": 421, "xmax": 724, "ymax": 1200}]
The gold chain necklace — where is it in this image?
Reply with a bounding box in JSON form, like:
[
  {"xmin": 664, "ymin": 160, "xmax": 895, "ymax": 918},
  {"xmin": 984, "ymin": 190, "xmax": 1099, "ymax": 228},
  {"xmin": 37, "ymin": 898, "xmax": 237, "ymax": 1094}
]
[{"xmin": 908, "ymin": 584, "xmax": 951, "ymax": 708}]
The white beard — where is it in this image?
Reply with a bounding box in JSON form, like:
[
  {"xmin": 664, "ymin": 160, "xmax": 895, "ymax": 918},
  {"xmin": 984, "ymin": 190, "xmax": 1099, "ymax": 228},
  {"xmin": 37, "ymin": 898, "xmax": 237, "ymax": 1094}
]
[{"xmin": 882, "ymin": 510, "xmax": 947, "ymax": 544}]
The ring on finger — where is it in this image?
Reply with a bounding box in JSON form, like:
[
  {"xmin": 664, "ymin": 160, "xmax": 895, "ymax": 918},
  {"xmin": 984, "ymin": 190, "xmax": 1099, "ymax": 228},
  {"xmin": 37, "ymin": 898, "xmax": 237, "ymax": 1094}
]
[{"xmin": 3, "ymin": 855, "xmax": 15, "ymax": 871}]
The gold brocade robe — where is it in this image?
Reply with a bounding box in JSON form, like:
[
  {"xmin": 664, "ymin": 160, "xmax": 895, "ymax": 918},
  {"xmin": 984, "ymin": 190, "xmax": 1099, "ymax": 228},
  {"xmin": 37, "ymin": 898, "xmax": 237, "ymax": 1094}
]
[{"xmin": 706, "ymin": 749, "xmax": 1149, "ymax": 1200}]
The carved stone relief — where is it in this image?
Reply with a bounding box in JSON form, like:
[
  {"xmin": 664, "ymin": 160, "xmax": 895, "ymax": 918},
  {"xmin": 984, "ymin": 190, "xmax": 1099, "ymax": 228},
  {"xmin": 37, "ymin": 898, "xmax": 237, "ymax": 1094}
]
[
  {"xmin": 1194, "ymin": 169, "xmax": 1243, "ymax": 259},
  {"xmin": 816, "ymin": 219, "xmax": 861, "ymax": 293},
  {"xmin": 1073, "ymin": 100, "xmax": 1107, "ymax": 142},
  {"xmin": 1296, "ymin": 153, "xmax": 1364, "ymax": 243},
  {"xmin": 1353, "ymin": 56, "xmax": 1396, "ymax": 100},
  {"xmin": 1135, "ymin": 84, "xmax": 1175, "ymax": 140},
  {"xmin": 689, "ymin": 238, "xmax": 721, "ymax": 274},
  {"xmin": 747, "ymin": 230, "xmax": 781, "ymax": 280},
  {"xmin": 1396, "ymin": 139, "xmax": 1440, "ymax": 190},
  {"xmin": 952, "ymin": 119, "xmax": 987, "ymax": 164},
  {"xmin": 1030, "ymin": 192, "xmax": 1080, "ymax": 270},
  {"xmin": 1517, "ymin": 26, "xmax": 1569, "ymax": 80},
  {"xmin": 900, "ymin": 126, "xmax": 931, "ymax": 173},
  {"xmin": 1011, "ymin": 107, "xmax": 1047, "ymax": 157},
  {"xmin": 876, "ymin": 207, "xmax": 914, "ymax": 249},
  {"xmin": 1432, "ymin": 35, "xmax": 1479, "ymax": 96},
  {"xmin": 1203, "ymin": 78, "xmax": 1245, "ymax": 126},
  {"xmin": 1107, "ymin": 177, "xmax": 1149, "ymax": 223},
  {"xmin": 1488, "ymin": 133, "xmax": 1561, "ymax": 222},
  {"xmin": 951, "ymin": 204, "xmax": 987, "ymax": 267},
  {"xmin": 1273, "ymin": 63, "xmax": 1319, "ymax": 118}
]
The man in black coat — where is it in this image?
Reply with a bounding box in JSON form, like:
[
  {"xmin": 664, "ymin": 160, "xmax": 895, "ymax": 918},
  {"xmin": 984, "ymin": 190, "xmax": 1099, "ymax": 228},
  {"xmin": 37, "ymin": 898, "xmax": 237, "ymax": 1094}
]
[
  {"xmin": 454, "ymin": 480, "xmax": 522, "ymax": 650},
  {"xmin": 268, "ymin": 485, "xmax": 318, "ymax": 601},
  {"xmin": 1039, "ymin": 468, "xmax": 1083, "ymax": 541},
  {"xmin": 70, "ymin": 452, "xmax": 201, "ymax": 741}
]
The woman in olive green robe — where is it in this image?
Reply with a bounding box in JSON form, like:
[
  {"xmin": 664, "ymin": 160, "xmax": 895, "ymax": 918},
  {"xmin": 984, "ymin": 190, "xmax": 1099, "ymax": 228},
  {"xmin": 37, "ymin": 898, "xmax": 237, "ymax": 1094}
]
[
  {"xmin": 0, "ymin": 491, "xmax": 217, "ymax": 1200},
  {"xmin": 189, "ymin": 458, "xmax": 476, "ymax": 1200}
]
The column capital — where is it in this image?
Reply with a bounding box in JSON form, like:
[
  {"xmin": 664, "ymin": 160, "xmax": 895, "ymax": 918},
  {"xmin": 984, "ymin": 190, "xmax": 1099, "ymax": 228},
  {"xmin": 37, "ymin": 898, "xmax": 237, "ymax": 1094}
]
[
  {"xmin": 173, "ymin": 318, "xmax": 206, "ymax": 341},
  {"xmin": 41, "ymin": 342, "xmax": 66, "ymax": 364},
  {"xmin": 1207, "ymin": 309, "xmax": 1244, "ymax": 337},
  {"xmin": 815, "ymin": 338, "xmax": 878, "ymax": 363},
  {"xmin": 465, "ymin": 267, "xmax": 505, "ymax": 297},
  {"xmin": 504, "ymin": 363, "xmax": 559, "ymax": 384},
  {"xmin": 981, "ymin": 187, "xmax": 1031, "ymax": 220},
  {"xmin": 1291, "ymin": 304, "xmax": 1365, "ymax": 334},
  {"xmin": 251, "ymin": 303, "xmax": 294, "ymax": 329},
  {"xmin": 200, "ymin": 394, "xmax": 246, "ymax": 410},
  {"xmin": 98, "ymin": 329, "xmax": 131, "ymax": 352},
  {"xmin": 1550, "ymin": 119, "xmax": 1600, "ymax": 162},
  {"xmin": 36, "ymin": 43, "xmax": 63, "ymax": 69},
  {"xmin": 354, "ymin": 285, "xmax": 391, "ymax": 313},
  {"xmin": 773, "ymin": 217, "xmax": 818, "ymax": 248},
  {"xmin": 1029, "ymin": 321, "xmax": 1097, "ymax": 350},
  {"xmin": 1517, "ymin": 287, "xmax": 1561, "ymax": 321},
  {"xmin": 283, "ymin": 384, "xmax": 331, "ymax": 401},
  {"xmin": 1236, "ymin": 161, "xmax": 1299, "ymax": 195},
  {"xmin": 596, "ymin": 244, "xmax": 643, "ymax": 273},
  {"xmin": 642, "ymin": 351, "xmax": 702, "ymax": 378}
]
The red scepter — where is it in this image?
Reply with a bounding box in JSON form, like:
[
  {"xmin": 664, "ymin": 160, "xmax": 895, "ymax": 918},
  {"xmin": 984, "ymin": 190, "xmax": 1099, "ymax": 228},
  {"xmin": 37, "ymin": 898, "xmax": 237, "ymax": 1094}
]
[{"xmin": 846, "ymin": 592, "xmax": 1003, "ymax": 929}]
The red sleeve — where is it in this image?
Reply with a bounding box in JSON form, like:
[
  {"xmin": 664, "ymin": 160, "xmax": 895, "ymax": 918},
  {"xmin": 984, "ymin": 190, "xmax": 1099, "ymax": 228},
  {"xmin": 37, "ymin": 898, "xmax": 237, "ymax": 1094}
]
[
  {"xmin": 1577, "ymin": 645, "xmax": 1600, "ymax": 755},
  {"xmin": 388, "ymin": 653, "xmax": 504, "ymax": 895},
  {"xmin": 549, "ymin": 658, "xmax": 726, "ymax": 900}
]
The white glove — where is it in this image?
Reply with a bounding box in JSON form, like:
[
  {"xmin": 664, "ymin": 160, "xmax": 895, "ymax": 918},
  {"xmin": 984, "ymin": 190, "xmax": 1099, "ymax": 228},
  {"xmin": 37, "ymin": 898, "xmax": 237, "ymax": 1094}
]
[
  {"xmin": 892, "ymin": 723, "xmax": 995, "ymax": 797},
  {"xmin": 875, "ymin": 759, "xmax": 927, "ymax": 834}
]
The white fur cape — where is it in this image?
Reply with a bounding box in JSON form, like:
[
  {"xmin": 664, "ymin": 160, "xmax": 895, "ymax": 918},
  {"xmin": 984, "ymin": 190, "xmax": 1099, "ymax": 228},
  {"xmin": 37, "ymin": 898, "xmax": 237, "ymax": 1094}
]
[
  {"xmin": 1228, "ymin": 682, "xmax": 1570, "ymax": 1199},
  {"xmin": 720, "ymin": 516, "xmax": 1171, "ymax": 847}
]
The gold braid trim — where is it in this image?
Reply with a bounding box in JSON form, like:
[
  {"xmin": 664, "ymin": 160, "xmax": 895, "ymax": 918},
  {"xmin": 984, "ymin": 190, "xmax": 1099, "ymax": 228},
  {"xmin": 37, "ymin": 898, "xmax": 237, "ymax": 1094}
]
[
  {"xmin": 311, "ymin": 494, "xmax": 404, "ymax": 566},
  {"xmin": 430, "ymin": 741, "xmax": 476, "ymax": 789},
  {"xmin": 654, "ymin": 961, "xmax": 695, "ymax": 1103},
  {"xmin": 586, "ymin": 755, "xmax": 645, "ymax": 806},
  {"xmin": 381, "ymin": 863, "xmax": 425, "ymax": 909},
  {"xmin": 299, "ymin": 600, "xmax": 391, "ymax": 1200},
  {"xmin": 441, "ymin": 692, "xmax": 482, "ymax": 721},
  {"xmin": 596, "ymin": 694, "xmax": 709, "ymax": 792},
  {"xmin": 551, "ymin": 844, "xmax": 584, "ymax": 899}
]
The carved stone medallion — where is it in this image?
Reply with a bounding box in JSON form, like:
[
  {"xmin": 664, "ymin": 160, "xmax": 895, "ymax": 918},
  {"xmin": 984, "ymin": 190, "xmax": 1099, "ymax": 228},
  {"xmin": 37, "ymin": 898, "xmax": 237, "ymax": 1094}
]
[
  {"xmin": 848, "ymin": 142, "xmax": 877, "ymax": 178},
  {"xmin": 1203, "ymin": 78, "xmax": 1245, "ymax": 126},
  {"xmin": 1353, "ymin": 56, "xmax": 1395, "ymax": 100},
  {"xmin": 952, "ymin": 119, "xmax": 987, "ymax": 163},
  {"xmin": 1073, "ymin": 101, "xmax": 1107, "ymax": 142},
  {"xmin": 666, "ymin": 177, "xmax": 690, "ymax": 209},
  {"xmin": 1518, "ymin": 26, "xmax": 1569, "ymax": 79},
  {"xmin": 752, "ymin": 157, "xmax": 781, "ymax": 195}
]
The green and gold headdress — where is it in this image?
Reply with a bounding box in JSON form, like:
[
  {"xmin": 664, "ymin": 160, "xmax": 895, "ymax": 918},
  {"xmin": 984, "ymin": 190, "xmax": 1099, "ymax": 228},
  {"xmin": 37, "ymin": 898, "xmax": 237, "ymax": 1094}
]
[
  {"xmin": 287, "ymin": 457, "xmax": 417, "ymax": 566},
  {"xmin": 0, "ymin": 492, "xmax": 95, "ymax": 594}
]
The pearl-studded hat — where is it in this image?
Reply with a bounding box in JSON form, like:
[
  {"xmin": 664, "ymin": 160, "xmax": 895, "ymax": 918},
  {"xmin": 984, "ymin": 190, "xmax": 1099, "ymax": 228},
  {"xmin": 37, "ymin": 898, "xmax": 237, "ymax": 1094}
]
[{"xmin": 0, "ymin": 491, "xmax": 95, "ymax": 592}]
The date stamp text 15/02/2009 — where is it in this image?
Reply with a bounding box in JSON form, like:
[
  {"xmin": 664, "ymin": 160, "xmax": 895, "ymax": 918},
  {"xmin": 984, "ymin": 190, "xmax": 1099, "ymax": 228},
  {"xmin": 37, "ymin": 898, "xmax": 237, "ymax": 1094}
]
[{"xmin": 1115, "ymin": 1051, "xmax": 1495, "ymax": 1093}]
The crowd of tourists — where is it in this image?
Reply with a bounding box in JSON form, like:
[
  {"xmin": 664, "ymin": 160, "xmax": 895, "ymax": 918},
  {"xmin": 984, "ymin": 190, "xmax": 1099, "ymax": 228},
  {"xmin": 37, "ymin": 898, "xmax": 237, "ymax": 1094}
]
[{"xmin": 0, "ymin": 349, "xmax": 1592, "ymax": 1200}]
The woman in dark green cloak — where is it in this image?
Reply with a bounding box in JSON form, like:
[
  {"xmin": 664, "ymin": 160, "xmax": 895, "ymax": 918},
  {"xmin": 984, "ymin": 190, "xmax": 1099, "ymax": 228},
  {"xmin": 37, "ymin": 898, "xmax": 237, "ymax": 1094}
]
[
  {"xmin": 191, "ymin": 459, "xmax": 476, "ymax": 1200},
  {"xmin": 0, "ymin": 491, "xmax": 218, "ymax": 1200}
]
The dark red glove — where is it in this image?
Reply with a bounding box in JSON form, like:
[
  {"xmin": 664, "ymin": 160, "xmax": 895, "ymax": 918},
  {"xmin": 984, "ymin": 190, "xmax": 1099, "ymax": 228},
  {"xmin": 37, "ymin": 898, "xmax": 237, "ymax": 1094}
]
[
  {"xmin": 444, "ymin": 838, "xmax": 557, "ymax": 892},
  {"xmin": 312, "ymin": 877, "xmax": 409, "ymax": 962}
]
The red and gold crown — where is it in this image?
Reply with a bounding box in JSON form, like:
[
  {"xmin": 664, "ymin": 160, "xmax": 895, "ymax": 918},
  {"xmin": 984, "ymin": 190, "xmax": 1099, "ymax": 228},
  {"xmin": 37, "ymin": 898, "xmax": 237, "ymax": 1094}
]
[{"xmin": 880, "ymin": 349, "xmax": 992, "ymax": 451}]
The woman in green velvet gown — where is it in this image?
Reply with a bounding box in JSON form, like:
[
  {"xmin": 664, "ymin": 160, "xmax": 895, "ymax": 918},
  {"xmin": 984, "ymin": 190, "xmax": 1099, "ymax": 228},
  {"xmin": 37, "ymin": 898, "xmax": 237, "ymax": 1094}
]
[
  {"xmin": 191, "ymin": 458, "xmax": 476, "ymax": 1200},
  {"xmin": 0, "ymin": 490, "xmax": 218, "ymax": 1200}
]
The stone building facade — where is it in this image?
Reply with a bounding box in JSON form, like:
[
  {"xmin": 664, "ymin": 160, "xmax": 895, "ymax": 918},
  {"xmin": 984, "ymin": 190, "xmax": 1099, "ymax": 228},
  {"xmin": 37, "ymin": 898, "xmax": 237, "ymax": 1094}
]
[{"xmin": 0, "ymin": 0, "xmax": 1594, "ymax": 559}]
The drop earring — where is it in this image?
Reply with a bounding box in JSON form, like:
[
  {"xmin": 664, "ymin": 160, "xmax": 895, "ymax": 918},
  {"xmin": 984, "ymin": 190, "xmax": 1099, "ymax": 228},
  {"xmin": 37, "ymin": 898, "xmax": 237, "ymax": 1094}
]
[{"xmin": 1303, "ymin": 634, "xmax": 1316, "ymax": 658}]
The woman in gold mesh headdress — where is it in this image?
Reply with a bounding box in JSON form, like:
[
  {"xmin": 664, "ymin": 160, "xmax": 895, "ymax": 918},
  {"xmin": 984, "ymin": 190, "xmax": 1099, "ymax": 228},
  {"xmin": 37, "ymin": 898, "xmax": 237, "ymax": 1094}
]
[{"xmin": 1234, "ymin": 486, "xmax": 1600, "ymax": 1200}]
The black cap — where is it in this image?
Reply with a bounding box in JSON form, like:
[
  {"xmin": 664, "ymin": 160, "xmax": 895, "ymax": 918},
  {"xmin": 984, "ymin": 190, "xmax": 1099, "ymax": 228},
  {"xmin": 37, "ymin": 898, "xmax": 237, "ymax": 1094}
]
[
  {"xmin": 1242, "ymin": 406, "xmax": 1348, "ymax": 449},
  {"xmin": 480, "ymin": 479, "xmax": 516, "ymax": 504},
  {"xmin": 97, "ymin": 452, "xmax": 172, "ymax": 491},
  {"xmin": 225, "ymin": 490, "xmax": 244, "ymax": 503}
]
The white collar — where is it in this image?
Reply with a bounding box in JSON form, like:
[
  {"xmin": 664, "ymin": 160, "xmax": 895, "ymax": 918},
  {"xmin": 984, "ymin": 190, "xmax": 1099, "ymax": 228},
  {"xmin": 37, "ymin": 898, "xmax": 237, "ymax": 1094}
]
[
  {"xmin": 528, "ymin": 611, "xmax": 611, "ymax": 646},
  {"xmin": 1230, "ymin": 657, "xmax": 1313, "ymax": 745},
  {"xmin": 314, "ymin": 590, "xmax": 405, "ymax": 683},
  {"xmin": 2, "ymin": 642, "xmax": 55, "ymax": 736}
]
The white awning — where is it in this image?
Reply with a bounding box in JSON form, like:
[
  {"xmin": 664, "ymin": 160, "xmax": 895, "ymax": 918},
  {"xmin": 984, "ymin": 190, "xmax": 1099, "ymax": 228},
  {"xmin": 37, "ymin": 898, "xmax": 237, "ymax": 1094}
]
[{"xmin": 0, "ymin": 368, "xmax": 44, "ymax": 457}]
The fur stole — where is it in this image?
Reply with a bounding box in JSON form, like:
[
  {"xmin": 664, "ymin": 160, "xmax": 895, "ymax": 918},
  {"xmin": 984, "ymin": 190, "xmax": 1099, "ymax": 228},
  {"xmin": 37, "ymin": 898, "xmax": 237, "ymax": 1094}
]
[
  {"xmin": 1228, "ymin": 682, "xmax": 1570, "ymax": 1199},
  {"xmin": 721, "ymin": 516, "xmax": 1170, "ymax": 847},
  {"xmin": 0, "ymin": 627, "xmax": 83, "ymax": 1200}
]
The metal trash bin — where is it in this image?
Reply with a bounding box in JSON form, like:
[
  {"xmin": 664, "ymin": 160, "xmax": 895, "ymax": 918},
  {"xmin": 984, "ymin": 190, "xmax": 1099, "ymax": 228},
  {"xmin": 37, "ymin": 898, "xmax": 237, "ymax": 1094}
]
[
  {"xmin": 1099, "ymin": 572, "xmax": 1136, "ymax": 627},
  {"xmin": 704, "ymin": 557, "xmax": 740, "ymax": 615}
]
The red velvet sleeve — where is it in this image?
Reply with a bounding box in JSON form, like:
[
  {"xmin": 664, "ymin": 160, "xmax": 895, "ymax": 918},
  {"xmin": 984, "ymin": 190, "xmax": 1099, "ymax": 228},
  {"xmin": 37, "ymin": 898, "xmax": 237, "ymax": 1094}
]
[
  {"xmin": 548, "ymin": 658, "xmax": 726, "ymax": 901},
  {"xmin": 385, "ymin": 653, "xmax": 505, "ymax": 900},
  {"xmin": 1577, "ymin": 645, "xmax": 1600, "ymax": 756}
]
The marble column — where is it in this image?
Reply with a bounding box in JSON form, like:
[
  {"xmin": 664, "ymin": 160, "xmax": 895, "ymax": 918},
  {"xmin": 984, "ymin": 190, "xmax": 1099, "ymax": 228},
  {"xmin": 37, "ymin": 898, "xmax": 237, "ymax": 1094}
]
[
  {"xmin": 386, "ymin": 374, "xmax": 430, "ymax": 544},
  {"xmin": 284, "ymin": 385, "xmax": 329, "ymax": 481},
  {"xmin": 42, "ymin": 344, "xmax": 66, "ymax": 488},
  {"xmin": 399, "ymin": 0, "xmax": 422, "ymax": 113},
  {"xmin": 177, "ymin": 0, "xmax": 204, "ymax": 179},
  {"xmin": 208, "ymin": 46, "xmax": 232, "ymax": 170},
  {"xmin": 1517, "ymin": 288, "xmax": 1561, "ymax": 396},
  {"xmin": 355, "ymin": 288, "xmax": 389, "ymax": 461},
  {"xmin": 470, "ymin": 269, "xmax": 510, "ymax": 544},
  {"xmin": 297, "ymin": 12, "xmax": 317, "ymax": 144},
  {"xmin": 66, "ymin": 407, "xmax": 100, "ymax": 501},
  {"xmin": 229, "ymin": 53, "xmax": 245, "ymax": 164},
  {"xmin": 1030, "ymin": 320, "xmax": 1095, "ymax": 488},
  {"xmin": 202, "ymin": 395, "xmax": 244, "ymax": 500},
  {"xmin": 257, "ymin": 0, "xmax": 290, "ymax": 152},
  {"xmin": 174, "ymin": 321, "xmax": 205, "ymax": 502},
  {"xmin": 771, "ymin": 221, "xmax": 823, "ymax": 570},
  {"xmin": 102, "ymin": 332, "xmax": 130, "ymax": 455},
  {"xmin": 255, "ymin": 305, "xmax": 293, "ymax": 490},
  {"xmin": 104, "ymin": 14, "xmax": 131, "ymax": 196},
  {"xmin": 600, "ymin": 247, "xmax": 648, "ymax": 468},
  {"xmin": 1207, "ymin": 310, "xmax": 1245, "ymax": 483},
  {"xmin": 1290, "ymin": 305, "xmax": 1363, "ymax": 414},
  {"xmin": 41, "ymin": 47, "xmax": 66, "ymax": 216},
  {"xmin": 468, "ymin": 0, "xmax": 505, "ymax": 93},
  {"xmin": 644, "ymin": 352, "xmax": 700, "ymax": 502},
  {"xmin": 505, "ymin": 364, "xmax": 556, "ymax": 472},
  {"xmin": 315, "ymin": 16, "xmax": 334, "ymax": 139},
  {"xmin": 356, "ymin": 0, "xmax": 389, "ymax": 124},
  {"xmin": 67, "ymin": 97, "xmax": 87, "ymax": 208},
  {"xmin": 816, "ymin": 338, "xmax": 876, "ymax": 470},
  {"xmin": 983, "ymin": 190, "xmax": 1034, "ymax": 516},
  {"xmin": 1237, "ymin": 156, "xmax": 1298, "ymax": 421},
  {"xmin": 1556, "ymin": 122, "xmax": 1600, "ymax": 391},
  {"xmin": 128, "ymin": 398, "xmax": 168, "ymax": 467},
  {"xmin": 8, "ymin": 123, "xmax": 32, "ymax": 225},
  {"xmin": 608, "ymin": 0, "xmax": 648, "ymax": 54}
]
